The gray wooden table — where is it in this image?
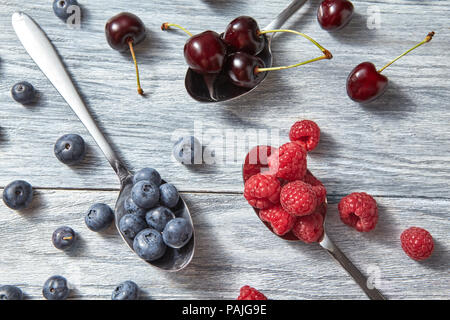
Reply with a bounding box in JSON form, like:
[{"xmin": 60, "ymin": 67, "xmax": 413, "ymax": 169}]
[{"xmin": 0, "ymin": 0, "xmax": 449, "ymax": 300}]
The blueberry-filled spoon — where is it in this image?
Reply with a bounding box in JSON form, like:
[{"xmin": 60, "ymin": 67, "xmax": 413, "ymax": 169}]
[{"xmin": 12, "ymin": 12, "xmax": 195, "ymax": 272}]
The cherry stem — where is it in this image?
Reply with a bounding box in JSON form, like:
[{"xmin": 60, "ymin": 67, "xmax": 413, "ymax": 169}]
[
  {"xmin": 128, "ymin": 39, "xmax": 144, "ymax": 95},
  {"xmin": 378, "ymin": 31, "xmax": 435, "ymax": 73},
  {"xmin": 161, "ymin": 23, "xmax": 193, "ymax": 37},
  {"xmin": 256, "ymin": 29, "xmax": 332, "ymax": 73}
]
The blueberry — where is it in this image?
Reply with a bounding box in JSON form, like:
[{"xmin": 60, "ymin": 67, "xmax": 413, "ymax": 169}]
[
  {"xmin": 119, "ymin": 214, "xmax": 147, "ymax": 239},
  {"xmin": 11, "ymin": 81, "xmax": 36, "ymax": 104},
  {"xmin": 52, "ymin": 0, "xmax": 79, "ymax": 22},
  {"xmin": 124, "ymin": 196, "xmax": 146, "ymax": 217},
  {"xmin": 54, "ymin": 134, "xmax": 86, "ymax": 165},
  {"xmin": 145, "ymin": 206, "xmax": 175, "ymax": 232},
  {"xmin": 131, "ymin": 181, "xmax": 160, "ymax": 209},
  {"xmin": 111, "ymin": 281, "xmax": 139, "ymax": 300},
  {"xmin": 133, "ymin": 168, "xmax": 161, "ymax": 186},
  {"xmin": 159, "ymin": 183, "xmax": 180, "ymax": 208},
  {"xmin": 85, "ymin": 203, "xmax": 114, "ymax": 232},
  {"xmin": 42, "ymin": 275, "xmax": 70, "ymax": 300},
  {"xmin": 173, "ymin": 136, "xmax": 203, "ymax": 165},
  {"xmin": 133, "ymin": 229, "xmax": 166, "ymax": 261},
  {"xmin": 162, "ymin": 218, "xmax": 193, "ymax": 249},
  {"xmin": 52, "ymin": 226, "xmax": 76, "ymax": 250},
  {"xmin": 0, "ymin": 285, "xmax": 23, "ymax": 300},
  {"xmin": 2, "ymin": 180, "xmax": 33, "ymax": 210}
]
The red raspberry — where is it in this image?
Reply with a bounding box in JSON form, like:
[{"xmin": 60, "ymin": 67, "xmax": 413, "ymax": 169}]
[
  {"xmin": 289, "ymin": 120, "xmax": 320, "ymax": 152},
  {"xmin": 237, "ymin": 285, "xmax": 267, "ymax": 300},
  {"xmin": 292, "ymin": 211, "xmax": 324, "ymax": 243},
  {"xmin": 268, "ymin": 142, "xmax": 307, "ymax": 181},
  {"xmin": 259, "ymin": 205, "xmax": 296, "ymax": 236},
  {"xmin": 244, "ymin": 173, "xmax": 280, "ymax": 209},
  {"xmin": 280, "ymin": 181, "xmax": 317, "ymax": 216},
  {"xmin": 243, "ymin": 145, "xmax": 276, "ymax": 182},
  {"xmin": 338, "ymin": 192, "xmax": 378, "ymax": 232},
  {"xmin": 303, "ymin": 170, "xmax": 327, "ymax": 205},
  {"xmin": 400, "ymin": 227, "xmax": 434, "ymax": 261}
]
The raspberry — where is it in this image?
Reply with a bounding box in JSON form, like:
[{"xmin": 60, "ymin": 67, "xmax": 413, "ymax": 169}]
[
  {"xmin": 289, "ymin": 120, "xmax": 320, "ymax": 152},
  {"xmin": 303, "ymin": 170, "xmax": 327, "ymax": 205},
  {"xmin": 338, "ymin": 192, "xmax": 378, "ymax": 232},
  {"xmin": 292, "ymin": 211, "xmax": 324, "ymax": 243},
  {"xmin": 400, "ymin": 227, "xmax": 434, "ymax": 261},
  {"xmin": 243, "ymin": 145, "xmax": 276, "ymax": 182},
  {"xmin": 268, "ymin": 142, "xmax": 307, "ymax": 181},
  {"xmin": 237, "ymin": 286, "xmax": 267, "ymax": 300},
  {"xmin": 280, "ymin": 181, "xmax": 317, "ymax": 216},
  {"xmin": 259, "ymin": 205, "xmax": 296, "ymax": 236},
  {"xmin": 244, "ymin": 173, "xmax": 280, "ymax": 209}
]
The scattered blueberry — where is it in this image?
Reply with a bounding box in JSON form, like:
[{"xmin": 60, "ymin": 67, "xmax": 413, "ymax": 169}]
[
  {"xmin": 111, "ymin": 281, "xmax": 139, "ymax": 300},
  {"xmin": 124, "ymin": 196, "xmax": 146, "ymax": 217},
  {"xmin": 52, "ymin": 226, "xmax": 76, "ymax": 250},
  {"xmin": 131, "ymin": 181, "xmax": 160, "ymax": 209},
  {"xmin": 133, "ymin": 229, "xmax": 166, "ymax": 261},
  {"xmin": 145, "ymin": 206, "xmax": 175, "ymax": 232},
  {"xmin": 85, "ymin": 203, "xmax": 114, "ymax": 232},
  {"xmin": 159, "ymin": 183, "xmax": 180, "ymax": 208},
  {"xmin": 162, "ymin": 218, "xmax": 193, "ymax": 249},
  {"xmin": 11, "ymin": 81, "xmax": 36, "ymax": 105},
  {"xmin": 173, "ymin": 136, "xmax": 203, "ymax": 165},
  {"xmin": 133, "ymin": 167, "xmax": 161, "ymax": 186},
  {"xmin": 54, "ymin": 134, "xmax": 86, "ymax": 165},
  {"xmin": 52, "ymin": 0, "xmax": 79, "ymax": 22},
  {"xmin": 2, "ymin": 180, "xmax": 33, "ymax": 210},
  {"xmin": 42, "ymin": 275, "xmax": 70, "ymax": 300},
  {"xmin": 0, "ymin": 285, "xmax": 23, "ymax": 300},
  {"xmin": 119, "ymin": 214, "xmax": 147, "ymax": 239}
]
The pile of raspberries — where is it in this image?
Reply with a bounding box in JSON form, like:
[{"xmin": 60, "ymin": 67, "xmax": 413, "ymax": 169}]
[{"xmin": 243, "ymin": 120, "xmax": 434, "ymax": 258}]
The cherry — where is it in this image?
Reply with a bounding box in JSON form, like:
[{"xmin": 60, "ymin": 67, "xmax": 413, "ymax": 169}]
[
  {"xmin": 226, "ymin": 52, "xmax": 266, "ymax": 88},
  {"xmin": 223, "ymin": 16, "xmax": 265, "ymax": 55},
  {"xmin": 183, "ymin": 31, "xmax": 227, "ymax": 74},
  {"xmin": 105, "ymin": 12, "xmax": 146, "ymax": 95},
  {"xmin": 317, "ymin": 0, "xmax": 354, "ymax": 31},
  {"xmin": 347, "ymin": 32, "xmax": 434, "ymax": 103}
]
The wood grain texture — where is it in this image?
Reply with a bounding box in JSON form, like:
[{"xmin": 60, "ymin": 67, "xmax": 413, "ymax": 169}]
[
  {"xmin": 0, "ymin": 190, "xmax": 448, "ymax": 300},
  {"xmin": 0, "ymin": 0, "xmax": 449, "ymax": 300}
]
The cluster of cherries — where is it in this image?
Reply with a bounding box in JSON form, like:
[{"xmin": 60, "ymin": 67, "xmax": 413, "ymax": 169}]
[{"xmin": 162, "ymin": 16, "xmax": 331, "ymax": 89}]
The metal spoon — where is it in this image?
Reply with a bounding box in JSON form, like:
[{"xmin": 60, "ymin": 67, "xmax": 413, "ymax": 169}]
[
  {"xmin": 185, "ymin": 0, "xmax": 308, "ymax": 102},
  {"xmin": 242, "ymin": 166, "xmax": 386, "ymax": 299},
  {"xmin": 12, "ymin": 12, "xmax": 195, "ymax": 272}
]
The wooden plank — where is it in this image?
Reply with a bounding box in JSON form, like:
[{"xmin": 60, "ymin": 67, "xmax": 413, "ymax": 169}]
[
  {"xmin": 0, "ymin": 0, "xmax": 449, "ymax": 196},
  {"xmin": 0, "ymin": 190, "xmax": 448, "ymax": 299}
]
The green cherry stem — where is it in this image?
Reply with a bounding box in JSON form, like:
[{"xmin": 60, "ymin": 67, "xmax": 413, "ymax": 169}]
[
  {"xmin": 127, "ymin": 39, "xmax": 144, "ymax": 95},
  {"xmin": 161, "ymin": 23, "xmax": 193, "ymax": 37},
  {"xmin": 378, "ymin": 32, "xmax": 435, "ymax": 73},
  {"xmin": 256, "ymin": 29, "xmax": 332, "ymax": 73}
]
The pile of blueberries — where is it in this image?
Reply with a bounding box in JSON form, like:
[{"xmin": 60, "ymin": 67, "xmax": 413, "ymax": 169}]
[{"xmin": 121, "ymin": 168, "xmax": 193, "ymax": 261}]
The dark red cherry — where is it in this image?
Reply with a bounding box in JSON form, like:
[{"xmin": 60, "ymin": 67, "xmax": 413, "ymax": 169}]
[
  {"xmin": 317, "ymin": 0, "xmax": 354, "ymax": 31},
  {"xmin": 105, "ymin": 12, "xmax": 146, "ymax": 52},
  {"xmin": 223, "ymin": 16, "xmax": 265, "ymax": 55},
  {"xmin": 226, "ymin": 52, "xmax": 265, "ymax": 89},
  {"xmin": 346, "ymin": 62, "xmax": 388, "ymax": 103},
  {"xmin": 184, "ymin": 31, "xmax": 227, "ymax": 74}
]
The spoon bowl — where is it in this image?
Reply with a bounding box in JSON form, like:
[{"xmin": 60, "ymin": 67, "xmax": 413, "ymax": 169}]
[
  {"xmin": 12, "ymin": 11, "xmax": 195, "ymax": 272},
  {"xmin": 185, "ymin": 0, "xmax": 307, "ymax": 102}
]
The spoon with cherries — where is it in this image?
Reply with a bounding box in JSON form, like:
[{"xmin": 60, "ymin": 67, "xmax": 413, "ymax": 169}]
[
  {"xmin": 242, "ymin": 146, "xmax": 386, "ymax": 300},
  {"xmin": 12, "ymin": 12, "xmax": 195, "ymax": 272},
  {"xmin": 162, "ymin": 0, "xmax": 333, "ymax": 102}
]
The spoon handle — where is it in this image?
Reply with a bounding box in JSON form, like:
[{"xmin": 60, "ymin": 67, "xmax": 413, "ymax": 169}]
[
  {"xmin": 264, "ymin": 0, "xmax": 308, "ymax": 32},
  {"xmin": 12, "ymin": 12, "xmax": 130, "ymax": 182},
  {"xmin": 319, "ymin": 233, "xmax": 387, "ymax": 300}
]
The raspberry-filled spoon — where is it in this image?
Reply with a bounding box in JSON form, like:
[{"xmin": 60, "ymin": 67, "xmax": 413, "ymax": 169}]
[
  {"xmin": 242, "ymin": 142, "xmax": 385, "ymax": 300},
  {"xmin": 347, "ymin": 32, "xmax": 435, "ymax": 103},
  {"xmin": 163, "ymin": 0, "xmax": 333, "ymax": 102},
  {"xmin": 13, "ymin": 12, "xmax": 195, "ymax": 272}
]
